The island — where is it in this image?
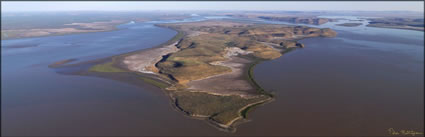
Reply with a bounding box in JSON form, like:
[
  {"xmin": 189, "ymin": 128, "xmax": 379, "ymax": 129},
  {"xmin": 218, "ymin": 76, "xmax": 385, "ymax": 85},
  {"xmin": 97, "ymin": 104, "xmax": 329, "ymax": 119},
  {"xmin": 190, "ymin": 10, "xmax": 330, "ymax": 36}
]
[
  {"xmin": 366, "ymin": 17, "xmax": 424, "ymax": 31},
  {"xmin": 50, "ymin": 20, "xmax": 336, "ymax": 132},
  {"xmin": 335, "ymin": 23, "xmax": 363, "ymax": 27}
]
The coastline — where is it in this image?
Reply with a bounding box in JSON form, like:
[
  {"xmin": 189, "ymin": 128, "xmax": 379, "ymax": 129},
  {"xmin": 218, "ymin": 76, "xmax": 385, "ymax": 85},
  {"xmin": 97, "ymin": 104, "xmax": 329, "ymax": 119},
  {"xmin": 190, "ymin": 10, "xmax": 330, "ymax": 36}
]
[
  {"xmin": 47, "ymin": 20, "xmax": 336, "ymax": 132},
  {"xmin": 1, "ymin": 20, "xmax": 128, "ymax": 40},
  {"xmin": 151, "ymin": 26, "xmax": 276, "ymax": 130},
  {"xmin": 48, "ymin": 26, "xmax": 186, "ymax": 89},
  {"xmin": 4, "ymin": 10, "xmax": 422, "ymax": 136},
  {"xmin": 366, "ymin": 25, "xmax": 425, "ymax": 31},
  {"xmin": 48, "ymin": 24, "xmax": 276, "ymax": 131}
]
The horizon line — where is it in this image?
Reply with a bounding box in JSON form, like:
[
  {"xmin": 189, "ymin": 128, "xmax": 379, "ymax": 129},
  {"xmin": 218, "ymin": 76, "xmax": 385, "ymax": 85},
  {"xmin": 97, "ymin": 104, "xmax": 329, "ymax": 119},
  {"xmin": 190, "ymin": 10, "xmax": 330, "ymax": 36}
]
[{"xmin": 2, "ymin": 9, "xmax": 424, "ymax": 12}]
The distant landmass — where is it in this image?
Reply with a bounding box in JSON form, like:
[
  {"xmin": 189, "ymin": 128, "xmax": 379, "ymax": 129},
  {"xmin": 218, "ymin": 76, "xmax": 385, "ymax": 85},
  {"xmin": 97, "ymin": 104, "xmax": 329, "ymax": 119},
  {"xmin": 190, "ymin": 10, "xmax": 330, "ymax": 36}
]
[
  {"xmin": 1, "ymin": 12, "xmax": 190, "ymax": 39},
  {"xmin": 336, "ymin": 23, "xmax": 363, "ymax": 27},
  {"xmin": 258, "ymin": 16, "xmax": 335, "ymax": 25},
  {"xmin": 366, "ymin": 17, "xmax": 424, "ymax": 31}
]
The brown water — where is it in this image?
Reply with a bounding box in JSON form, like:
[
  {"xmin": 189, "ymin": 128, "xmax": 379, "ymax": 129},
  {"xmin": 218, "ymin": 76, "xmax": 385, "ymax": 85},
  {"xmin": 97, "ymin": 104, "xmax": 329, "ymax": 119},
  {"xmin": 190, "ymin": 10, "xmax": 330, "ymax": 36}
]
[
  {"xmin": 2, "ymin": 16, "xmax": 424, "ymax": 136},
  {"xmin": 1, "ymin": 16, "xmax": 236, "ymax": 136},
  {"xmin": 242, "ymin": 30, "xmax": 424, "ymax": 136}
]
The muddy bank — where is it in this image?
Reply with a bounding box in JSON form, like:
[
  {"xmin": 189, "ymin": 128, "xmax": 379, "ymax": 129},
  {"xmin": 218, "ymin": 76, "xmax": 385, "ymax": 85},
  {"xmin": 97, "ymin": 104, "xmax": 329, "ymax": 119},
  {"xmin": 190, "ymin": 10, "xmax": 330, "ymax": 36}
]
[{"xmin": 123, "ymin": 41, "xmax": 180, "ymax": 74}]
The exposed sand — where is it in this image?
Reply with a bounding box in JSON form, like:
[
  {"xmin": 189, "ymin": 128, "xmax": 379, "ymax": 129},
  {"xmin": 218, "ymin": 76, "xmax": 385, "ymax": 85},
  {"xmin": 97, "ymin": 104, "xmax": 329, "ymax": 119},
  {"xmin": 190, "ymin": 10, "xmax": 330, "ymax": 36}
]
[
  {"xmin": 123, "ymin": 41, "xmax": 180, "ymax": 74},
  {"xmin": 122, "ymin": 44, "xmax": 264, "ymax": 98}
]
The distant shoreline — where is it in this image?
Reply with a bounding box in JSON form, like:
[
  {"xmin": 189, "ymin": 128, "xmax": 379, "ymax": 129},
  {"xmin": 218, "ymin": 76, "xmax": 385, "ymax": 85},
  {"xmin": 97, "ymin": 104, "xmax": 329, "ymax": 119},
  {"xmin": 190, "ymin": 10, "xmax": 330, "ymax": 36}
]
[
  {"xmin": 335, "ymin": 23, "xmax": 363, "ymax": 27},
  {"xmin": 1, "ymin": 20, "xmax": 128, "ymax": 40},
  {"xmin": 366, "ymin": 24, "xmax": 424, "ymax": 31}
]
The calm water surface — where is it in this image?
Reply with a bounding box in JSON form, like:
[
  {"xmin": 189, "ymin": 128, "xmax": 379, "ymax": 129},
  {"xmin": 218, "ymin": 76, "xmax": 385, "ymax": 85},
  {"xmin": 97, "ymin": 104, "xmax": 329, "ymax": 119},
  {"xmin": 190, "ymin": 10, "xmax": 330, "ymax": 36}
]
[
  {"xmin": 2, "ymin": 16, "xmax": 423, "ymax": 136},
  {"xmin": 247, "ymin": 17, "xmax": 424, "ymax": 136},
  {"xmin": 2, "ymin": 16, "xmax": 232, "ymax": 136}
]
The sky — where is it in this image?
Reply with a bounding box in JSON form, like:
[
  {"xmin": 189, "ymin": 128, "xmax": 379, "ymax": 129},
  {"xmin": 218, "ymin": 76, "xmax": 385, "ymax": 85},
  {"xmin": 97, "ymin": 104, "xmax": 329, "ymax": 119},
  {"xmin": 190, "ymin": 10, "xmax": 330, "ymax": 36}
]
[{"xmin": 2, "ymin": 1, "xmax": 424, "ymax": 12}]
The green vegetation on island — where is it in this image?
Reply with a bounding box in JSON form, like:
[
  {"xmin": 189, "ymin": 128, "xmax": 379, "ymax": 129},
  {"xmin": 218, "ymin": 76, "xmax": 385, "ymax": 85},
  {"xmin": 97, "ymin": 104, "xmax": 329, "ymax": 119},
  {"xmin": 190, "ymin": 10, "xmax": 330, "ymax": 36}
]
[
  {"xmin": 152, "ymin": 21, "xmax": 336, "ymax": 131},
  {"xmin": 49, "ymin": 20, "xmax": 336, "ymax": 132},
  {"xmin": 172, "ymin": 91, "xmax": 269, "ymax": 128}
]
